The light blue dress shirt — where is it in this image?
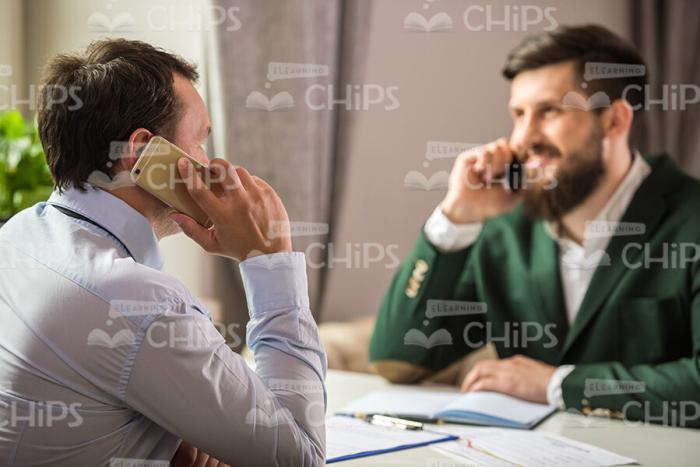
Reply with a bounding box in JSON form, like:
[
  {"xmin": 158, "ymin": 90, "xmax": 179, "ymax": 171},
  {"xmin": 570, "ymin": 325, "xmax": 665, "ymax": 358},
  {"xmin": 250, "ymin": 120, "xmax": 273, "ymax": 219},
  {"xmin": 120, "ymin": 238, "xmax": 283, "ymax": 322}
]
[{"xmin": 0, "ymin": 186, "xmax": 327, "ymax": 466}]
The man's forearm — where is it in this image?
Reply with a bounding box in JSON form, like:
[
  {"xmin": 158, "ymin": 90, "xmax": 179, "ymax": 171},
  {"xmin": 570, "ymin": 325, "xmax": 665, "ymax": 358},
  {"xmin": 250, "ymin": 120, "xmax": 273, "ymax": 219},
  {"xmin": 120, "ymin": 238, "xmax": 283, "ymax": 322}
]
[
  {"xmin": 241, "ymin": 252, "xmax": 327, "ymax": 465},
  {"xmin": 369, "ymin": 223, "xmax": 483, "ymax": 380},
  {"xmin": 562, "ymin": 359, "xmax": 700, "ymax": 428}
]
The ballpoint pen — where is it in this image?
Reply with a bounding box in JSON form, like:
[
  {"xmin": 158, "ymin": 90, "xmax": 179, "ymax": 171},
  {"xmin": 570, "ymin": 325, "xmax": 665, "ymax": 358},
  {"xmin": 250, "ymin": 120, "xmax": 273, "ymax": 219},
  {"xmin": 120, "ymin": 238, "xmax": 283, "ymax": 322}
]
[
  {"xmin": 347, "ymin": 412, "xmax": 443, "ymax": 430},
  {"xmin": 367, "ymin": 414, "xmax": 424, "ymax": 430}
]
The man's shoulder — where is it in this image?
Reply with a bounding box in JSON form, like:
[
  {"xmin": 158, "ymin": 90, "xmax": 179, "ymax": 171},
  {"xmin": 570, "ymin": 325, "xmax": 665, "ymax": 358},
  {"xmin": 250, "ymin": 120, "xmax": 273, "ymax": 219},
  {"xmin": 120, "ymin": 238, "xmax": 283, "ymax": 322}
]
[
  {"xmin": 645, "ymin": 153, "xmax": 700, "ymax": 186},
  {"xmin": 94, "ymin": 261, "xmax": 210, "ymax": 324},
  {"xmin": 1, "ymin": 203, "xmax": 208, "ymax": 324},
  {"xmin": 644, "ymin": 153, "xmax": 700, "ymax": 214},
  {"xmin": 101, "ymin": 261, "xmax": 193, "ymax": 302}
]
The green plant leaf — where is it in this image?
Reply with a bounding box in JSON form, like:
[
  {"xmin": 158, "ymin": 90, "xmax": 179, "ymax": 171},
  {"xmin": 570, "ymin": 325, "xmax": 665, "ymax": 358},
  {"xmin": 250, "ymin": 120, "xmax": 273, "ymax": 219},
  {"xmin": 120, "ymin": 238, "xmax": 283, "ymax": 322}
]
[
  {"xmin": 0, "ymin": 160, "xmax": 10, "ymax": 216},
  {"xmin": 0, "ymin": 110, "xmax": 26, "ymax": 139},
  {"xmin": 0, "ymin": 109, "xmax": 54, "ymax": 218}
]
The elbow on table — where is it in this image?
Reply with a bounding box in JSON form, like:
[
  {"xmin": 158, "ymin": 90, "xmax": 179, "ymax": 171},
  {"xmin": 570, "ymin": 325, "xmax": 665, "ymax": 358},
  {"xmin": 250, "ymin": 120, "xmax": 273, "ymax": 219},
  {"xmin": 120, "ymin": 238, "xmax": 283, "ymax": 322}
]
[{"xmin": 277, "ymin": 422, "xmax": 326, "ymax": 467}]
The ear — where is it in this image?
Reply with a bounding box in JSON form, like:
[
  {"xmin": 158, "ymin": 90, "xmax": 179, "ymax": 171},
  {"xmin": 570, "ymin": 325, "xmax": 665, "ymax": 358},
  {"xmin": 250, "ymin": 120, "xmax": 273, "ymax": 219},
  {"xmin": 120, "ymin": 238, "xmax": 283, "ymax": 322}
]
[
  {"xmin": 117, "ymin": 128, "xmax": 153, "ymax": 171},
  {"xmin": 601, "ymin": 99, "xmax": 633, "ymax": 141}
]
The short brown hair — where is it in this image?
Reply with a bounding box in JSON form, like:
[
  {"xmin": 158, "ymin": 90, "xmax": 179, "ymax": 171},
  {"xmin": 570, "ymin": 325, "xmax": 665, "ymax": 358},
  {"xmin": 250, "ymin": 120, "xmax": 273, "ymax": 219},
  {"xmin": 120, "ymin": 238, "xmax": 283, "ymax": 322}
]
[
  {"xmin": 502, "ymin": 24, "xmax": 647, "ymax": 124},
  {"xmin": 38, "ymin": 38, "xmax": 199, "ymax": 191}
]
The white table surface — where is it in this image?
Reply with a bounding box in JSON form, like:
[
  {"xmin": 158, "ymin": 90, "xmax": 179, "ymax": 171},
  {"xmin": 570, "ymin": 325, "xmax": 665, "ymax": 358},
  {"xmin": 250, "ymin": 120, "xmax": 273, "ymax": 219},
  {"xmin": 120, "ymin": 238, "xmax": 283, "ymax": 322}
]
[{"xmin": 325, "ymin": 369, "xmax": 700, "ymax": 466}]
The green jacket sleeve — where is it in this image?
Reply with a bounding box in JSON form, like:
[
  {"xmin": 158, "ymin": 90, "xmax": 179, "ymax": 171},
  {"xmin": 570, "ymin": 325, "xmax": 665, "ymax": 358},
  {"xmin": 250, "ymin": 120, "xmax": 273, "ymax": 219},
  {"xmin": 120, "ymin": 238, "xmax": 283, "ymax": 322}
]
[{"xmin": 369, "ymin": 229, "xmax": 486, "ymax": 382}]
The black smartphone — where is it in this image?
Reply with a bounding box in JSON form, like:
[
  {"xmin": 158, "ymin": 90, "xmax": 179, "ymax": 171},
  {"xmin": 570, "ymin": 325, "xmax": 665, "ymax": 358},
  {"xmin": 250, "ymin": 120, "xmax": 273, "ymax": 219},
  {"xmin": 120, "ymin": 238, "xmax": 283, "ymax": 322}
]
[{"xmin": 507, "ymin": 160, "xmax": 523, "ymax": 192}]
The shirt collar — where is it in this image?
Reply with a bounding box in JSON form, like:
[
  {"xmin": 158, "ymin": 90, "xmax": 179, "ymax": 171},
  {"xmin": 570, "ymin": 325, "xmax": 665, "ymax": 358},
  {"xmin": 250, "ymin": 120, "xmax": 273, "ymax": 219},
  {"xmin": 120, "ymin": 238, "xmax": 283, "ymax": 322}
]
[
  {"xmin": 47, "ymin": 185, "xmax": 165, "ymax": 270},
  {"xmin": 544, "ymin": 150, "xmax": 651, "ymax": 250}
]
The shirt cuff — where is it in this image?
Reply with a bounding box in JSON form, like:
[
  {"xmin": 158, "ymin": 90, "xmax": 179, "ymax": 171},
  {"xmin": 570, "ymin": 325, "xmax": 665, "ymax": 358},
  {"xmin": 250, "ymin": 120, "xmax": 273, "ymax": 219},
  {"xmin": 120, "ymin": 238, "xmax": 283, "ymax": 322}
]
[
  {"xmin": 547, "ymin": 364, "xmax": 576, "ymax": 409},
  {"xmin": 239, "ymin": 252, "xmax": 309, "ymax": 317},
  {"xmin": 423, "ymin": 205, "xmax": 483, "ymax": 252}
]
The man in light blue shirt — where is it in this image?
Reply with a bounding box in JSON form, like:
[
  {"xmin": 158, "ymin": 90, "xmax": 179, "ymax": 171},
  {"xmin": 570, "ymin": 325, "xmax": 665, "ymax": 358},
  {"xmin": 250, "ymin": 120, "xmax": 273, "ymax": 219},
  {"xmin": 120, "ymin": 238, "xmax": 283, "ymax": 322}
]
[{"xmin": 0, "ymin": 39, "xmax": 326, "ymax": 466}]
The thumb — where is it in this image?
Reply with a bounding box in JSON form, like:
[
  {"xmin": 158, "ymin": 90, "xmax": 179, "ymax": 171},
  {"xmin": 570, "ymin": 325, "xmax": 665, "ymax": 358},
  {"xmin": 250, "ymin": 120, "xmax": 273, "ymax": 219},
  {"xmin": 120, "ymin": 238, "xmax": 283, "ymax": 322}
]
[{"xmin": 170, "ymin": 213, "xmax": 218, "ymax": 252}]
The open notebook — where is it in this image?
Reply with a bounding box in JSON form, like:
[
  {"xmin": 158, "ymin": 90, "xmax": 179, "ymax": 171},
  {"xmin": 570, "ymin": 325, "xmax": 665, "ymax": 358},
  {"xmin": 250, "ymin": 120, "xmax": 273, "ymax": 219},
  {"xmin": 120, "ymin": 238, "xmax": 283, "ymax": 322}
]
[{"xmin": 339, "ymin": 389, "xmax": 556, "ymax": 430}]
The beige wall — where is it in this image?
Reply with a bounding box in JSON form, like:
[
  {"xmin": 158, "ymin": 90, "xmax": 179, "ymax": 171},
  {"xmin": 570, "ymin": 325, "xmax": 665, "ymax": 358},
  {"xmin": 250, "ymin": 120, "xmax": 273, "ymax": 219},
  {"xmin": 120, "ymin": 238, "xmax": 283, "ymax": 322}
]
[
  {"xmin": 321, "ymin": 0, "xmax": 631, "ymax": 321},
  {"xmin": 0, "ymin": 0, "xmax": 26, "ymax": 102}
]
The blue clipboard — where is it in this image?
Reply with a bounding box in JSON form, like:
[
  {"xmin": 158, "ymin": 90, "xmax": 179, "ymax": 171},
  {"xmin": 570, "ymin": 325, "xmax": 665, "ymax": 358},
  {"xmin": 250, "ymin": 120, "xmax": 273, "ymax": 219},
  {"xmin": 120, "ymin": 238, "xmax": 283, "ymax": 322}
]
[{"xmin": 326, "ymin": 429, "xmax": 458, "ymax": 463}]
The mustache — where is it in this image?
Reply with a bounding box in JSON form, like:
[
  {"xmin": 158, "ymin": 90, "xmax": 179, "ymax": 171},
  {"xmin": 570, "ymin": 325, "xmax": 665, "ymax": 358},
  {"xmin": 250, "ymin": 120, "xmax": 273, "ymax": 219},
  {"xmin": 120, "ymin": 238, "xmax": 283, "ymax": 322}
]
[
  {"xmin": 521, "ymin": 143, "xmax": 561, "ymax": 159},
  {"xmin": 512, "ymin": 142, "xmax": 562, "ymax": 161}
]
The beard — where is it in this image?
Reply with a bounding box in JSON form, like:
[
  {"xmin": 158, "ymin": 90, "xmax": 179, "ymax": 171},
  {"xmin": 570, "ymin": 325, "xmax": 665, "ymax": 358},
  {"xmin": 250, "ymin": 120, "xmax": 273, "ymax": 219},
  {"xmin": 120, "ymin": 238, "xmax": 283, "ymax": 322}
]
[{"xmin": 522, "ymin": 124, "xmax": 605, "ymax": 223}]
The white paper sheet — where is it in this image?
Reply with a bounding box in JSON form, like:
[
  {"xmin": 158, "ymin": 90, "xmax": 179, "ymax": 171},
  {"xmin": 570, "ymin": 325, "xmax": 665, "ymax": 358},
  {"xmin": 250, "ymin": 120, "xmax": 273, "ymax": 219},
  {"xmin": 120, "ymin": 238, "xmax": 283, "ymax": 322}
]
[
  {"xmin": 432, "ymin": 425, "xmax": 638, "ymax": 467},
  {"xmin": 436, "ymin": 441, "xmax": 516, "ymax": 466}
]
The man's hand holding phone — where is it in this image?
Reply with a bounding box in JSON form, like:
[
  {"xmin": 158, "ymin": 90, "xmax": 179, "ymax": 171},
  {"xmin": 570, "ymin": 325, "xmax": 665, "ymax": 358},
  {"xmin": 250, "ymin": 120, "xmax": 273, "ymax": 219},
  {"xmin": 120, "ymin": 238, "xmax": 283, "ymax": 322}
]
[
  {"xmin": 441, "ymin": 137, "xmax": 523, "ymax": 224},
  {"xmin": 169, "ymin": 157, "xmax": 292, "ymax": 261}
]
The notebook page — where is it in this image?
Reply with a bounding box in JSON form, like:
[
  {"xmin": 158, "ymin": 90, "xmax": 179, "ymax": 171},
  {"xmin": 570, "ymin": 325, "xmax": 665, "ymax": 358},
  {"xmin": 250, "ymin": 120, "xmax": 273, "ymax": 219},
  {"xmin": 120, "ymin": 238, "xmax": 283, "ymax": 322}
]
[
  {"xmin": 438, "ymin": 391, "xmax": 554, "ymax": 425},
  {"xmin": 338, "ymin": 389, "xmax": 457, "ymax": 417}
]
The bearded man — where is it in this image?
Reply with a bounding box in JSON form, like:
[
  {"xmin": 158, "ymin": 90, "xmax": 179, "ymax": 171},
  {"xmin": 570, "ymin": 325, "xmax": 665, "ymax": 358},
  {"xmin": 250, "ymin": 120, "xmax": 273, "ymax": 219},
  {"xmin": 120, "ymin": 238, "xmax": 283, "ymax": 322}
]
[{"xmin": 369, "ymin": 24, "xmax": 700, "ymax": 428}]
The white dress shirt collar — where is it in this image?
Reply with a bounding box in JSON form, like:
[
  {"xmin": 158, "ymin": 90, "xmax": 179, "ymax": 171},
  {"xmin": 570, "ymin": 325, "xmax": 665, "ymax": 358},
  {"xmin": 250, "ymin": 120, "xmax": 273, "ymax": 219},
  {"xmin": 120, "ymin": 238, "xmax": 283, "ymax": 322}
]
[
  {"xmin": 543, "ymin": 150, "xmax": 651, "ymax": 251},
  {"xmin": 47, "ymin": 185, "xmax": 165, "ymax": 270}
]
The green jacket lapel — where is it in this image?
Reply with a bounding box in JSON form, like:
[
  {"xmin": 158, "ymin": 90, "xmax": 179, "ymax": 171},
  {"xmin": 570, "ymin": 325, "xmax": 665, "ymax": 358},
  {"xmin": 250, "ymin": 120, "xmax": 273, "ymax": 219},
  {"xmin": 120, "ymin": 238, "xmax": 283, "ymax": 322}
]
[
  {"xmin": 530, "ymin": 222, "xmax": 569, "ymax": 361},
  {"xmin": 560, "ymin": 156, "xmax": 671, "ymax": 359}
]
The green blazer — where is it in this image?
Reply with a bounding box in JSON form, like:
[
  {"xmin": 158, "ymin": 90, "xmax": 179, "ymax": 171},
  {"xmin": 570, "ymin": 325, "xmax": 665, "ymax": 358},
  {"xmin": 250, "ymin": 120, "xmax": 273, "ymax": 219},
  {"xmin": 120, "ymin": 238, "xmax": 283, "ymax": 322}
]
[{"xmin": 370, "ymin": 155, "xmax": 700, "ymax": 428}]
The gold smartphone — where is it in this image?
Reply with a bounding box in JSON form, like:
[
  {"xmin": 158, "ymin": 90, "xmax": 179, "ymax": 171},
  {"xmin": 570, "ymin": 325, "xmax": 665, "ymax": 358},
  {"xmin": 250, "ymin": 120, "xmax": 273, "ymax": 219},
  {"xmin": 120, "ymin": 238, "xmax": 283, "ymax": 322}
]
[{"xmin": 130, "ymin": 136, "xmax": 213, "ymax": 228}]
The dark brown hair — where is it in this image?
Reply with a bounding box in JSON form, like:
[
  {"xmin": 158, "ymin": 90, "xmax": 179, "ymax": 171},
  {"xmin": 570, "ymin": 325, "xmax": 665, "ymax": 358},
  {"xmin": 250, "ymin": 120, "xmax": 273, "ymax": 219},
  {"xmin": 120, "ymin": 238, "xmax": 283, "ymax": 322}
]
[
  {"xmin": 502, "ymin": 24, "xmax": 648, "ymax": 124},
  {"xmin": 38, "ymin": 38, "xmax": 199, "ymax": 191}
]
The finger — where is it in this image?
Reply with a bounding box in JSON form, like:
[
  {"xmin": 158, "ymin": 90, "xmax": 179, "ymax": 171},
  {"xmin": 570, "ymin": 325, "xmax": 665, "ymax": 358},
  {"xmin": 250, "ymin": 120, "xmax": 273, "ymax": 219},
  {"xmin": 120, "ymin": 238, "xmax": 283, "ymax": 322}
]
[
  {"xmin": 457, "ymin": 147, "xmax": 480, "ymax": 166},
  {"xmin": 480, "ymin": 143, "xmax": 498, "ymax": 177},
  {"xmin": 170, "ymin": 213, "xmax": 220, "ymax": 253},
  {"xmin": 452, "ymin": 148, "xmax": 477, "ymax": 170},
  {"xmin": 461, "ymin": 361, "xmax": 496, "ymax": 392},
  {"xmin": 461, "ymin": 365, "xmax": 484, "ymax": 392},
  {"xmin": 490, "ymin": 138, "xmax": 514, "ymax": 178},
  {"xmin": 209, "ymin": 158, "xmax": 244, "ymax": 193},
  {"xmin": 252, "ymin": 175, "xmax": 273, "ymax": 191},
  {"xmin": 509, "ymin": 138, "xmax": 527, "ymax": 163},
  {"xmin": 204, "ymin": 457, "xmax": 221, "ymax": 467},
  {"xmin": 472, "ymin": 145, "xmax": 489, "ymax": 174},
  {"xmin": 171, "ymin": 441, "xmax": 197, "ymax": 467},
  {"xmin": 194, "ymin": 451, "xmax": 210, "ymax": 467},
  {"xmin": 235, "ymin": 167, "xmax": 258, "ymax": 192},
  {"xmin": 453, "ymin": 151, "xmax": 482, "ymax": 192},
  {"xmin": 177, "ymin": 158, "xmax": 222, "ymax": 217},
  {"xmin": 468, "ymin": 376, "xmax": 499, "ymax": 393}
]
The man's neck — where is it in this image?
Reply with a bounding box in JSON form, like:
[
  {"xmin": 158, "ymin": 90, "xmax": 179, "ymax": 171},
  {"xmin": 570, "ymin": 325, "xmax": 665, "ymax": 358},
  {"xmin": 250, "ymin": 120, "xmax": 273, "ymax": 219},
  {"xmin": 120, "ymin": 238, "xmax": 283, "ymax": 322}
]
[
  {"xmin": 101, "ymin": 186, "xmax": 172, "ymax": 240},
  {"xmin": 559, "ymin": 146, "xmax": 634, "ymax": 245}
]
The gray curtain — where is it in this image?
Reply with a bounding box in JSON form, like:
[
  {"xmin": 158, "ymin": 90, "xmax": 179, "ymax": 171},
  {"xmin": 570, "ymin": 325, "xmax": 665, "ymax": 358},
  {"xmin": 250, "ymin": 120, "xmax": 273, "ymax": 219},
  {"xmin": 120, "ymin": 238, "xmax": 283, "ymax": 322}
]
[
  {"xmin": 632, "ymin": 0, "xmax": 700, "ymax": 177},
  {"xmin": 205, "ymin": 0, "xmax": 370, "ymax": 342}
]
